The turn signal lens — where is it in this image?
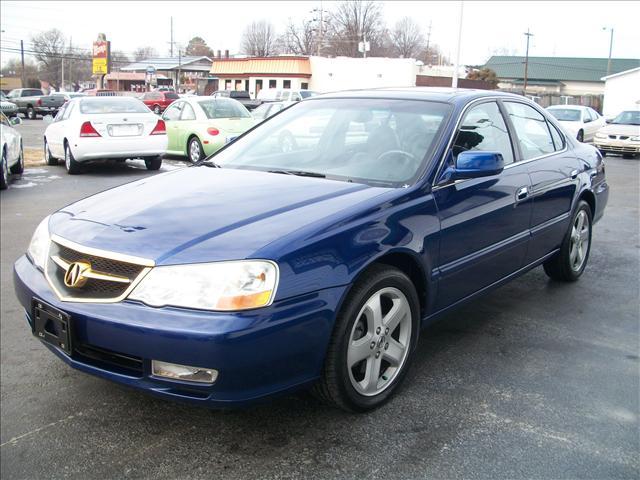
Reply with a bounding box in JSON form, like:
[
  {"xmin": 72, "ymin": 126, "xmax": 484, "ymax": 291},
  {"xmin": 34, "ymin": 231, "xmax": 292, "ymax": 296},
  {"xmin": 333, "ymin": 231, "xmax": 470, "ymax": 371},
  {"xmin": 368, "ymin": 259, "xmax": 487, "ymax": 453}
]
[
  {"xmin": 150, "ymin": 119, "xmax": 166, "ymax": 135},
  {"xmin": 79, "ymin": 121, "xmax": 101, "ymax": 137},
  {"xmin": 207, "ymin": 127, "xmax": 219, "ymax": 136}
]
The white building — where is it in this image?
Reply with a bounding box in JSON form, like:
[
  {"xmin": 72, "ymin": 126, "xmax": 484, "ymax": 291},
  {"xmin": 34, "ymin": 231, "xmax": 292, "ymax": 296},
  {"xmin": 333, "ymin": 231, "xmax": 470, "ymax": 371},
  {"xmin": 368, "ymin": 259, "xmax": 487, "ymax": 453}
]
[{"xmin": 601, "ymin": 67, "xmax": 640, "ymax": 117}]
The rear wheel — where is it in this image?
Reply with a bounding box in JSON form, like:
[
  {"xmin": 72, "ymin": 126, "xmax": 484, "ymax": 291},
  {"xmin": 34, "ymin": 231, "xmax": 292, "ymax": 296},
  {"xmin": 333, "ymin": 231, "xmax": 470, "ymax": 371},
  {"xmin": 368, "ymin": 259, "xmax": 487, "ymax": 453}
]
[
  {"xmin": 543, "ymin": 200, "xmax": 592, "ymax": 282},
  {"xmin": 188, "ymin": 137, "xmax": 204, "ymax": 163},
  {"xmin": 10, "ymin": 144, "xmax": 24, "ymax": 174},
  {"xmin": 1, "ymin": 149, "xmax": 9, "ymax": 190},
  {"xmin": 44, "ymin": 139, "xmax": 57, "ymax": 166},
  {"xmin": 313, "ymin": 264, "xmax": 420, "ymax": 412},
  {"xmin": 144, "ymin": 156, "xmax": 162, "ymax": 170},
  {"xmin": 64, "ymin": 142, "xmax": 81, "ymax": 175},
  {"xmin": 26, "ymin": 106, "xmax": 37, "ymax": 120}
]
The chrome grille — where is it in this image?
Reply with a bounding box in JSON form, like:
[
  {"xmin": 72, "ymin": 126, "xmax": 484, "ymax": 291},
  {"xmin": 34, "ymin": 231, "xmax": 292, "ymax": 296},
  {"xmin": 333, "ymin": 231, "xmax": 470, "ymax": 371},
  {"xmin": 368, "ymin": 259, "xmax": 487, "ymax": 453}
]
[{"xmin": 45, "ymin": 238, "xmax": 151, "ymax": 302}]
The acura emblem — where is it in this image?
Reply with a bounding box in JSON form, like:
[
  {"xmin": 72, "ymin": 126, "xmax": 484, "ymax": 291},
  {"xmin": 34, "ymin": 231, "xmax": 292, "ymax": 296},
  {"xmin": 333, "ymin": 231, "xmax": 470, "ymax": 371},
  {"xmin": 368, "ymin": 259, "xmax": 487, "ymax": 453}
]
[{"xmin": 64, "ymin": 261, "xmax": 91, "ymax": 288}]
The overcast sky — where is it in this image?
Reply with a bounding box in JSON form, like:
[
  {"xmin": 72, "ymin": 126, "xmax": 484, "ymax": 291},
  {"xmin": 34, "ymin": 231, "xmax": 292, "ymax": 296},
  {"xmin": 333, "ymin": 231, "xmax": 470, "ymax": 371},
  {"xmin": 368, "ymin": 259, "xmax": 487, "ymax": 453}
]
[{"xmin": 1, "ymin": 0, "xmax": 639, "ymax": 67}]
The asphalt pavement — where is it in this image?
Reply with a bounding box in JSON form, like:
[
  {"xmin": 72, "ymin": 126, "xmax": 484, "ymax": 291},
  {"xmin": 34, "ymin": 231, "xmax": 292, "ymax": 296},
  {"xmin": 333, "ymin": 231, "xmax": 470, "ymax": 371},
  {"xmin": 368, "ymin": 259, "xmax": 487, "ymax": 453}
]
[{"xmin": 0, "ymin": 145, "xmax": 638, "ymax": 479}]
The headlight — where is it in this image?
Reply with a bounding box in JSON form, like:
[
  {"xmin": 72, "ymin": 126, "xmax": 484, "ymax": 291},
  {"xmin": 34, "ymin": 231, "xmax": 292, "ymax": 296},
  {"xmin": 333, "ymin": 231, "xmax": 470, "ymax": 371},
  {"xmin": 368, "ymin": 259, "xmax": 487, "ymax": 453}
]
[
  {"xmin": 128, "ymin": 260, "xmax": 278, "ymax": 311},
  {"xmin": 630, "ymin": 136, "xmax": 640, "ymax": 142},
  {"xmin": 595, "ymin": 132, "xmax": 607, "ymax": 139},
  {"xmin": 27, "ymin": 215, "xmax": 51, "ymax": 270}
]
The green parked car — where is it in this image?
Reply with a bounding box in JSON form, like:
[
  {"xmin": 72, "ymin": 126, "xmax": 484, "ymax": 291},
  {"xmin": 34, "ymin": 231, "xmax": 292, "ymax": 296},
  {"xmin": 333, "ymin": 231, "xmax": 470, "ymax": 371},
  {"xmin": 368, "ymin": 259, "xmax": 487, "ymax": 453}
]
[{"xmin": 162, "ymin": 97, "xmax": 256, "ymax": 163}]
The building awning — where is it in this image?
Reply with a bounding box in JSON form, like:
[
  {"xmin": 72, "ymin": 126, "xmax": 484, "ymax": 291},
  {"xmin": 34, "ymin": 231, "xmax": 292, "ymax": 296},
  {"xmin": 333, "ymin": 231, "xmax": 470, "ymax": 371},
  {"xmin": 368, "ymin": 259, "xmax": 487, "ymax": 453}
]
[{"xmin": 210, "ymin": 57, "xmax": 311, "ymax": 78}]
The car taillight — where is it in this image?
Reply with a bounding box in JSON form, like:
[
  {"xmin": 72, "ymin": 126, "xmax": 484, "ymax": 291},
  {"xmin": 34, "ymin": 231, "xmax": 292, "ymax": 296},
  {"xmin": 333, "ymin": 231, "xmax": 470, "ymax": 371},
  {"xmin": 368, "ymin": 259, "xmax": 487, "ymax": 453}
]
[
  {"xmin": 150, "ymin": 119, "xmax": 166, "ymax": 135},
  {"xmin": 207, "ymin": 127, "xmax": 219, "ymax": 136},
  {"xmin": 37, "ymin": 98, "xmax": 42, "ymax": 106},
  {"xmin": 79, "ymin": 121, "xmax": 101, "ymax": 137}
]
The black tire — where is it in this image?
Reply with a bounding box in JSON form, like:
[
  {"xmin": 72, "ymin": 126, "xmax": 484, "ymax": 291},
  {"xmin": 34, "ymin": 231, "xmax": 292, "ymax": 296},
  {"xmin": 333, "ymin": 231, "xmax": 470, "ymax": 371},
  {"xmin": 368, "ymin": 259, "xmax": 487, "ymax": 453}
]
[
  {"xmin": 622, "ymin": 153, "xmax": 636, "ymax": 160},
  {"xmin": 312, "ymin": 264, "xmax": 420, "ymax": 412},
  {"xmin": 153, "ymin": 104, "xmax": 161, "ymax": 115},
  {"xmin": 599, "ymin": 150, "xmax": 607, "ymax": 157},
  {"xmin": 1, "ymin": 149, "xmax": 9, "ymax": 190},
  {"xmin": 10, "ymin": 144, "xmax": 24, "ymax": 174},
  {"xmin": 64, "ymin": 142, "xmax": 81, "ymax": 174},
  {"xmin": 144, "ymin": 156, "xmax": 162, "ymax": 170},
  {"xmin": 26, "ymin": 106, "xmax": 37, "ymax": 120},
  {"xmin": 44, "ymin": 139, "xmax": 57, "ymax": 166},
  {"xmin": 543, "ymin": 200, "xmax": 592, "ymax": 282},
  {"xmin": 576, "ymin": 130, "xmax": 584, "ymax": 143},
  {"xmin": 188, "ymin": 136, "xmax": 204, "ymax": 163}
]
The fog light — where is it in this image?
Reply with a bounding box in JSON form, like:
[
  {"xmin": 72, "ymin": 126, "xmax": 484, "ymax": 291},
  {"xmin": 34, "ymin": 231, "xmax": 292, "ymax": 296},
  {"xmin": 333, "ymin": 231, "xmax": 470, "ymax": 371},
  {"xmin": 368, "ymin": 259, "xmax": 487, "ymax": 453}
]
[{"xmin": 152, "ymin": 360, "xmax": 218, "ymax": 384}]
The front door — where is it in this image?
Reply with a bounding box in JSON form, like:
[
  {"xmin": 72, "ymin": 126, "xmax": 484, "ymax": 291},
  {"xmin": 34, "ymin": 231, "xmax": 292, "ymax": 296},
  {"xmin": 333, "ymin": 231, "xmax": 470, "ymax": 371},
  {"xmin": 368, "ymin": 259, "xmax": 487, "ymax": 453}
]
[
  {"xmin": 433, "ymin": 100, "xmax": 532, "ymax": 310},
  {"xmin": 162, "ymin": 102, "xmax": 184, "ymax": 154}
]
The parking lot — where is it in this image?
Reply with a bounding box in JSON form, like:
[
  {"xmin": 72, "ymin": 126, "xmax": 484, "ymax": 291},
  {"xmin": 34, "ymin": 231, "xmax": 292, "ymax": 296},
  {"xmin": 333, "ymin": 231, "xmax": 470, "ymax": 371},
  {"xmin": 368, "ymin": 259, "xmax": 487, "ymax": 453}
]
[{"xmin": 0, "ymin": 115, "xmax": 638, "ymax": 479}]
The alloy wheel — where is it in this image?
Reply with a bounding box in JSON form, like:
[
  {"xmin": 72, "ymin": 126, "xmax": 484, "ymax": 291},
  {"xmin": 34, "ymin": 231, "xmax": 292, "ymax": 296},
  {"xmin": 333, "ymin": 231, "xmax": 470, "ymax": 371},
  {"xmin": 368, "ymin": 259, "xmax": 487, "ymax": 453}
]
[
  {"xmin": 189, "ymin": 140, "xmax": 201, "ymax": 163},
  {"xmin": 569, "ymin": 210, "xmax": 590, "ymax": 272},
  {"xmin": 347, "ymin": 287, "xmax": 412, "ymax": 396}
]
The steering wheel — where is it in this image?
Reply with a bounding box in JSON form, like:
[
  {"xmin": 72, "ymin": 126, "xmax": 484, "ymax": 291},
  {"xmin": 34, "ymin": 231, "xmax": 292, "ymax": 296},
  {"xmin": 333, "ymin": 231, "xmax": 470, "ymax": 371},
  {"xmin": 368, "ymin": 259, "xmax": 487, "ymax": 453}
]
[{"xmin": 376, "ymin": 150, "xmax": 416, "ymax": 168}]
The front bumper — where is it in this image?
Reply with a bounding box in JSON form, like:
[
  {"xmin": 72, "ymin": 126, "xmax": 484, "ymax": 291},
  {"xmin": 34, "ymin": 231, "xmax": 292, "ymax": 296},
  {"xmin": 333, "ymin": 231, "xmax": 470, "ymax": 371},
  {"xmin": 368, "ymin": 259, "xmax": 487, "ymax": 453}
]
[
  {"xmin": 594, "ymin": 138, "xmax": 640, "ymax": 154},
  {"xmin": 71, "ymin": 135, "xmax": 168, "ymax": 162},
  {"xmin": 14, "ymin": 255, "xmax": 345, "ymax": 407}
]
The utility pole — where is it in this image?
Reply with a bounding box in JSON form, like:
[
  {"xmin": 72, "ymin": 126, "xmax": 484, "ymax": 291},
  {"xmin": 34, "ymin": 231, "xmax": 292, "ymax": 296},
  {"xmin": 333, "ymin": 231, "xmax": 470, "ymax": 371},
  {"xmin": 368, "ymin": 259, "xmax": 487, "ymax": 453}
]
[
  {"xmin": 176, "ymin": 48, "xmax": 182, "ymax": 92},
  {"xmin": 523, "ymin": 28, "xmax": 534, "ymax": 95},
  {"xmin": 61, "ymin": 52, "xmax": 64, "ymax": 92},
  {"xmin": 318, "ymin": 1, "xmax": 324, "ymax": 56},
  {"xmin": 20, "ymin": 40, "xmax": 25, "ymax": 87},
  {"xmin": 425, "ymin": 20, "xmax": 432, "ymax": 63},
  {"xmin": 170, "ymin": 16, "xmax": 174, "ymax": 57},
  {"xmin": 451, "ymin": 1, "xmax": 464, "ymax": 88},
  {"xmin": 68, "ymin": 37, "xmax": 73, "ymax": 90},
  {"xmin": 603, "ymin": 27, "xmax": 614, "ymax": 77}
]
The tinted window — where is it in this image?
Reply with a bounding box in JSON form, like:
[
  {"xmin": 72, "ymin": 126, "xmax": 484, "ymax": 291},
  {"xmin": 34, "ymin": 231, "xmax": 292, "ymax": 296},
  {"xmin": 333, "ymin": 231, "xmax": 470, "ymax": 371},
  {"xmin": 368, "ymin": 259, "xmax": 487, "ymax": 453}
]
[
  {"xmin": 453, "ymin": 102, "xmax": 514, "ymax": 165},
  {"xmin": 504, "ymin": 102, "xmax": 555, "ymax": 160},
  {"xmin": 198, "ymin": 99, "xmax": 250, "ymax": 119},
  {"xmin": 230, "ymin": 91, "xmax": 250, "ymax": 99},
  {"xmin": 164, "ymin": 92, "xmax": 180, "ymax": 100},
  {"xmin": 214, "ymin": 99, "xmax": 451, "ymax": 187},
  {"xmin": 79, "ymin": 98, "xmax": 149, "ymax": 114},
  {"xmin": 24, "ymin": 89, "xmax": 44, "ymax": 96}
]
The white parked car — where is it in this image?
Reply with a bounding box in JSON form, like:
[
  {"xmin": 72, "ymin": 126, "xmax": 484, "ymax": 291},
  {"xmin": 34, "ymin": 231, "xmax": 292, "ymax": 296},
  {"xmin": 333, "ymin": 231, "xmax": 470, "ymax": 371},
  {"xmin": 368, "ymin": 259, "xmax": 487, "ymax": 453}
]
[
  {"xmin": 594, "ymin": 108, "xmax": 640, "ymax": 159},
  {"xmin": 0, "ymin": 112, "xmax": 24, "ymax": 189},
  {"xmin": 546, "ymin": 105, "xmax": 606, "ymax": 143},
  {"xmin": 43, "ymin": 96, "xmax": 168, "ymax": 174}
]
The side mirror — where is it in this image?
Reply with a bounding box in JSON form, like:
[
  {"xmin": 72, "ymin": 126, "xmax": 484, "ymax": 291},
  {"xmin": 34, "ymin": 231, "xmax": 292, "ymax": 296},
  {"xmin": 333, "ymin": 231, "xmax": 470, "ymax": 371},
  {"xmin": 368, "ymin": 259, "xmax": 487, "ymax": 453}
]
[
  {"xmin": 605, "ymin": 119, "xmax": 612, "ymax": 124},
  {"xmin": 450, "ymin": 151, "xmax": 504, "ymax": 180},
  {"xmin": 583, "ymin": 118, "xmax": 592, "ymax": 123},
  {"xmin": 9, "ymin": 116, "xmax": 22, "ymax": 126},
  {"xmin": 43, "ymin": 115, "xmax": 54, "ymax": 124}
]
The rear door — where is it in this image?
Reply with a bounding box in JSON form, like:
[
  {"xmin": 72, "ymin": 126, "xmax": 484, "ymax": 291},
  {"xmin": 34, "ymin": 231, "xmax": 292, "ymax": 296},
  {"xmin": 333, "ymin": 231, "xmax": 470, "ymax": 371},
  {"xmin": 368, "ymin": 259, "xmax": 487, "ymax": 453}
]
[
  {"xmin": 433, "ymin": 100, "xmax": 533, "ymax": 309},
  {"xmin": 502, "ymin": 101, "xmax": 581, "ymax": 263}
]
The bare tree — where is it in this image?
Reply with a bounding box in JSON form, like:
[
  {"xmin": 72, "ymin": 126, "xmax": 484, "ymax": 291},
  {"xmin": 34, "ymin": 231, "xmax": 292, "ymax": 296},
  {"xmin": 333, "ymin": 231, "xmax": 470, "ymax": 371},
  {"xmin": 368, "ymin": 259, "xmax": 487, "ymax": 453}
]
[
  {"xmin": 185, "ymin": 36, "xmax": 214, "ymax": 57},
  {"xmin": 30, "ymin": 28, "xmax": 66, "ymax": 87},
  {"xmin": 241, "ymin": 21, "xmax": 279, "ymax": 57},
  {"xmin": 325, "ymin": 0, "xmax": 386, "ymax": 57},
  {"xmin": 389, "ymin": 17, "xmax": 424, "ymax": 58},
  {"xmin": 134, "ymin": 46, "xmax": 158, "ymax": 61},
  {"xmin": 280, "ymin": 18, "xmax": 317, "ymax": 55}
]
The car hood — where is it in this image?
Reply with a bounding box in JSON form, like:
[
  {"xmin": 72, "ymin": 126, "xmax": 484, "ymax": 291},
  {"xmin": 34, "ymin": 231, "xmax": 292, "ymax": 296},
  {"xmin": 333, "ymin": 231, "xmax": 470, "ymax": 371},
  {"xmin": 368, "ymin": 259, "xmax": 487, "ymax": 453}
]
[
  {"xmin": 50, "ymin": 167, "xmax": 388, "ymax": 265},
  {"xmin": 598, "ymin": 123, "xmax": 640, "ymax": 136}
]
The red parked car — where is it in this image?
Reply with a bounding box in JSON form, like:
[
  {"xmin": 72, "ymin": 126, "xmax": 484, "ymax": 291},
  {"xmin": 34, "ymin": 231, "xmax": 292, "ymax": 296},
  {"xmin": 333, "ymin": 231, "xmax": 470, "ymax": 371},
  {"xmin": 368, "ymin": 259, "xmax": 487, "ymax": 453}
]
[{"xmin": 140, "ymin": 91, "xmax": 180, "ymax": 114}]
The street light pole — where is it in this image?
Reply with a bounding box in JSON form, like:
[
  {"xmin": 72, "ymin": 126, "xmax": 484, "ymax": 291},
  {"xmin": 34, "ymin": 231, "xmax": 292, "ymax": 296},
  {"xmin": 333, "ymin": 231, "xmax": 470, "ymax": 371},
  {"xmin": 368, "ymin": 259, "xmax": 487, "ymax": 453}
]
[
  {"xmin": 523, "ymin": 29, "xmax": 534, "ymax": 96},
  {"xmin": 603, "ymin": 27, "xmax": 614, "ymax": 77},
  {"xmin": 451, "ymin": 1, "xmax": 464, "ymax": 88}
]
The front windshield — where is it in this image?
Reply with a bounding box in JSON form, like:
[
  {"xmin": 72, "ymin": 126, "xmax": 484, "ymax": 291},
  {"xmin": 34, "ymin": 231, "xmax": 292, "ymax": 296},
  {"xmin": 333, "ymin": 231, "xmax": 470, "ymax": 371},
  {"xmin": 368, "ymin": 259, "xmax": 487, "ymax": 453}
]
[
  {"xmin": 611, "ymin": 110, "xmax": 640, "ymax": 125},
  {"xmin": 548, "ymin": 108, "xmax": 581, "ymax": 121},
  {"xmin": 212, "ymin": 98, "xmax": 451, "ymax": 187},
  {"xmin": 198, "ymin": 99, "xmax": 250, "ymax": 119}
]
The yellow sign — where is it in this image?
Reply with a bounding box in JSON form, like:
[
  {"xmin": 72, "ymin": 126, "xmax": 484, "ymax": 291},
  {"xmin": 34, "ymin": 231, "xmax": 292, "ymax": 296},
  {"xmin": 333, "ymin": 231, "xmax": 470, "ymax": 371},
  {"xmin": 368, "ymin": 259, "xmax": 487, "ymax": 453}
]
[{"xmin": 92, "ymin": 58, "xmax": 108, "ymax": 75}]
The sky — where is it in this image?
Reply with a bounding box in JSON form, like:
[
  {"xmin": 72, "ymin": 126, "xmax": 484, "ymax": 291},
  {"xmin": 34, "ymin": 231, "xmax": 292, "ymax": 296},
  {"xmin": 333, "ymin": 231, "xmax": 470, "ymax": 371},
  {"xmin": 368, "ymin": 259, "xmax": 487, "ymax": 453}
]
[{"xmin": 1, "ymin": 0, "xmax": 639, "ymax": 67}]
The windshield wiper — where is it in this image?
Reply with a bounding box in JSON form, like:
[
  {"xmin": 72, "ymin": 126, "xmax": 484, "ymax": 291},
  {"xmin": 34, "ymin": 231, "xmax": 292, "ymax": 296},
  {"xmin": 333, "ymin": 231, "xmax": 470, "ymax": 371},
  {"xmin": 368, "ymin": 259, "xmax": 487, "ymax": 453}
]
[
  {"xmin": 268, "ymin": 169, "xmax": 326, "ymax": 178},
  {"xmin": 193, "ymin": 160, "xmax": 221, "ymax": 168}
]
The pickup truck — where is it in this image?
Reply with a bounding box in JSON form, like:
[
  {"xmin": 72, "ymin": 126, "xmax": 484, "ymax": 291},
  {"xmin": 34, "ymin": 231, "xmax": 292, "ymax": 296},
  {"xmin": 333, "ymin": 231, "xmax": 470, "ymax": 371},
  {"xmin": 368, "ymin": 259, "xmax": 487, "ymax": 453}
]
[
  {"xmin": 5, "ymin": 88, "xmax": 67, "ymax": 119},
  {"xmin": 212, "ymin": 90, "xmax": 262, "ymax": 111}
]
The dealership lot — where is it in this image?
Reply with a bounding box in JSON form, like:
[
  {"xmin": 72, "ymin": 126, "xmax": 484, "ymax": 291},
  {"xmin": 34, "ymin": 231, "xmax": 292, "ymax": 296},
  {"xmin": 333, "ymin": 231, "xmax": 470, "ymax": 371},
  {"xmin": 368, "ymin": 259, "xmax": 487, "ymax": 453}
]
[{"xmin": 0, "ymin": 150, "xmax": 638, "ymax": 479}]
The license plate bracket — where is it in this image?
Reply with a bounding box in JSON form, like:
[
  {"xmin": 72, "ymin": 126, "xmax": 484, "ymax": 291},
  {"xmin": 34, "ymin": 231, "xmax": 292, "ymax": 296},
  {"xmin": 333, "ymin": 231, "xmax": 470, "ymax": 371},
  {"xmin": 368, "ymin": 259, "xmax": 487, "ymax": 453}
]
[{"xmin": 32, "ymin": 299, "xmax": 72, "ymax": 355}]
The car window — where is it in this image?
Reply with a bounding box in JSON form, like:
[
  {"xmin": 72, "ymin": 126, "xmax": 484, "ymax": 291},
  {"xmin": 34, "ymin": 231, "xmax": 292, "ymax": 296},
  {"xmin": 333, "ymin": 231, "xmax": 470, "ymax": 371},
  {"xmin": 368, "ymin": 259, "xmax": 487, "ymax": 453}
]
[
  {"xmin": 610, "ymin": 110, "xmax": 640, "ymax": 125},
  {"xmin": 548, "ymin": 108, "xmax": 581, "ymax": 122},
  {"xmin": 548, "ymin": 122, "xmax": 565, "ymax": 151},
  {"xmin": 162, "ymin": 102, "xmax": 183, "ymax": 121},
  {"xmin": 181, "ymin": 103, "xmax": 196, "ymax": 120},
  {"xmin": 587, "ymin": 108, "xmax": 598, "ymax": 120},
  {"xmin": 54, "ymin": 104, "xmax": 67, "ymax": 122},
  {"xmin": 79, "ymin": 98, "xmax": 149, "ymax": 114},
  {"xmin": 164, "ymin": 92, "xmax": 180, "ymax": 100},
  {"xmin": 504, "ymin": 102, "xmax": 555, "ymax": 160},
  {"xmin": 452, "ymin": 101, "xmax": 514, "ymax": 165},
  {"xmin": 583, "ymin": 110, "xmax": 593, "ymax": 122},
  {"xmin": 251, "ymin": 104, "xmax": 271, "ymax": 119},
  {"xmin": 62, "ymin": 102, "xmax": 75, "ymax": 120},
  {"xmin": 198, "ymin": 99, "xmax": 251, "ymax": 119},
  {"xmin": 0, "ymin": 113, "xmax": 9, "ymax": 126}
]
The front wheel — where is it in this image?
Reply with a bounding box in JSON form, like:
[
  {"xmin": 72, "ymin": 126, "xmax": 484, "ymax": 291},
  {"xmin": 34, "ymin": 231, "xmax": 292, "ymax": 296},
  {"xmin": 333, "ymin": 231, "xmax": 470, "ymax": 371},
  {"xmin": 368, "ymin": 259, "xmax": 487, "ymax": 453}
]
[
  {"xmin": 10, "ymin": 145, "xmax": 24, "ymax": 174},
  {"xmin": 44, "ymin": 139, "xmax": 57, "ymax": 165},
  {"xmin": 144, "ymin": 156, "xmax": 162, "ymax": 170},
  {"xmin": 543, "ymin": 200, "xmax": 592, "ymax": 282},
  {"xmin": 313, "ymin": 264, "xmax": 420, "ymax": 412},
  {"xmin": 188, "ymin": 137, "xmax": 205, "ymax": 163},
  {"xmin": 1, "ymin": 150, "xmax": 9, "ymax": 190},
  {"xmin": 64, "ymin": 143, "xmax": 81, "ymax": 174}
]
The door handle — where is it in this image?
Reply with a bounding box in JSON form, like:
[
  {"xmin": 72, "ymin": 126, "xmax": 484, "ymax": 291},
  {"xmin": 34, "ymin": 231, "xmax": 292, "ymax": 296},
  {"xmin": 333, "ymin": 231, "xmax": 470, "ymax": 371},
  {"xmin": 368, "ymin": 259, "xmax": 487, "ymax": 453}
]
[
  {"xmin": 570, "ymin": 169, "xmax": 579, "ymax": 179},
  {"xmin": 516, "ymin": 186, "xmax": 529, "ymax": 201}
]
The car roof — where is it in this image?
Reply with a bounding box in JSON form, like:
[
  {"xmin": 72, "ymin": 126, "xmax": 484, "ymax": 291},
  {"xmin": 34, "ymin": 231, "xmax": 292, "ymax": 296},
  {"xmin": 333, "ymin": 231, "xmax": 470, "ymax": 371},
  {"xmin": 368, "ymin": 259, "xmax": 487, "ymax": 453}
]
[{"xmin": 312, "ymin": 87, "xmax": 524, "ymax": 104}]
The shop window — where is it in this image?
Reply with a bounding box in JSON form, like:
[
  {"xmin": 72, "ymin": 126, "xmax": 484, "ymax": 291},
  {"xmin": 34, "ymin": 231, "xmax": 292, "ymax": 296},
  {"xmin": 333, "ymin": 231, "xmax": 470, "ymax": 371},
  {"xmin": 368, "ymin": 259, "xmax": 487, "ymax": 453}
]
[
  {"xmin": 269, "ymin": 79, "xmax": 277, "ymax": 89},
  {"xmin": 283, "ymin": 80, "xmax": 291, "ymax": 89}
]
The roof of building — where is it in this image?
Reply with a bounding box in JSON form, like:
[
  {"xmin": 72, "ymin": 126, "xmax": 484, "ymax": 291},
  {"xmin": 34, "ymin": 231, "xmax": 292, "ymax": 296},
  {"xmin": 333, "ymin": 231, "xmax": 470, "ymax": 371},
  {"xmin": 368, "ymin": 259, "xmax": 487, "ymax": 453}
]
[
  {"xmin": 601, "ymin": 66, "xmax": 640, "ymax": 81},
  {"xmin": 210, "ymin": 56, "xmax": 311, "ymax": 76},
  {"xmin": 121, "ymin": 56, "xmax": 212, "ymax": 72},
  {"xmin": 484, "ymin": 56, "xmax": 640, "ymax": 82},
  {"xmin": 105, "ymin": 72, "xmax": 169, "ymax": 81}
]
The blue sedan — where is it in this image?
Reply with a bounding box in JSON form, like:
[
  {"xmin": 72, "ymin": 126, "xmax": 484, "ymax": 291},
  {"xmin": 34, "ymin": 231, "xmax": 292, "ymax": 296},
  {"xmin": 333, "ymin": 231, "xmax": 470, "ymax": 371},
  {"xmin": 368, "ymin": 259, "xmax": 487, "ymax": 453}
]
[{"xmin": 14, "ymin": 88, "xmax": 608, "ymax": 411}]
